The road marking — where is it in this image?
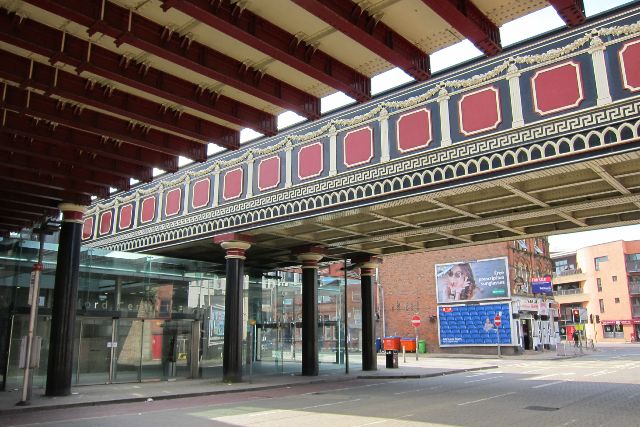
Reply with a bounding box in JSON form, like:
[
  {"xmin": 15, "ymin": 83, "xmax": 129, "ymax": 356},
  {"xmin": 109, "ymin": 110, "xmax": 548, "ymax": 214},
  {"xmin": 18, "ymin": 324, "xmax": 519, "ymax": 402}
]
[
  {"xmin": 356, "ymin": 413, "xmax": 414, "ymax": 426},
  {"xmin": 394, "ymin": 386, "xmax": 440, "ymax": 395},
  {"xmin": 532, "ymin": 379, "xmax": 572, "ymax": 389},
  {"xmin": 520, "ymin": 368, "xmax": 548, "ymax": 374},
  {"xmin": 555, "ymin": 419, "xmax": 578, "ymax": 427},
  {"xmin": 464, "ymin": 375, "xmax": 503, "ymax": 383},
  {"xmin": 458, "ymin": 392, "xmax": 516, "ymax": 406},
  {"xmin": 245, "ymin": 398, "xmax": 362, "ymax": 418},
  {"xmin": 583, "ymin": 370, "xmax": 616, "ymax": 377}
]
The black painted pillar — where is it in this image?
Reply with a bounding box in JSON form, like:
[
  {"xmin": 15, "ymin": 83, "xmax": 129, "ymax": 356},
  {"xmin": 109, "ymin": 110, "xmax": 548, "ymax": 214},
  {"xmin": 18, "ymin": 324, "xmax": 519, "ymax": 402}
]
[
  {"xmin": 297, "ymin": 248, "xmax": 325, "ymax": 376},
  {"xmin": 46, "ymin": 203, "xmax": 86, "ymax": 396},
  {"xmin": 214, "ymin": 233, "xmax": 252, "ymax": 383},
  {"xmin": 358, "ymin": 258, "xmax": 380, "ymax": 372}
]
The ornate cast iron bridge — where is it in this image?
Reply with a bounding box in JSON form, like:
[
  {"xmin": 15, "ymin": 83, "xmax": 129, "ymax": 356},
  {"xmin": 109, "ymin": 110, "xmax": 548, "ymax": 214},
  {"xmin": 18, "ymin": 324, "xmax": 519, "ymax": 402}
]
[{"xmin": 84, "ymin": 7, "xmax": 640, "ymax": 268}]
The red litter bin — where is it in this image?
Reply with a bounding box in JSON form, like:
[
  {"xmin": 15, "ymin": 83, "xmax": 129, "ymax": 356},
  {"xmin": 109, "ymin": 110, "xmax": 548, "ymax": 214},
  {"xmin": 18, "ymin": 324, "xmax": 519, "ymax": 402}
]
[
  {"xmin": 383, "ymin": 336, "xmax": 401, "ymax": 351},
  {"xmin": 400, "ymin": 338, "xmax": 416, "ymax": 352}
]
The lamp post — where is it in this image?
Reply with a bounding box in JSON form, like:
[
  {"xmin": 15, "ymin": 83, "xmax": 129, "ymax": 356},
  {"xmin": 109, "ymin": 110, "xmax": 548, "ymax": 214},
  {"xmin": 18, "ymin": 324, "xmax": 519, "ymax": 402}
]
[{"xmin": 18, "ymin": 218, "xmax": 60, "ymax": 406}]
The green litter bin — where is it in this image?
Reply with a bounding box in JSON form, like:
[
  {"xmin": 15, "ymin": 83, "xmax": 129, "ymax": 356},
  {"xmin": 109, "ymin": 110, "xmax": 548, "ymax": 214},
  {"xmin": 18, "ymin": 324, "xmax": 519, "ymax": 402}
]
[{"xmin": 418, "ymin": 340, "xmax": 426, "ymax": 353}]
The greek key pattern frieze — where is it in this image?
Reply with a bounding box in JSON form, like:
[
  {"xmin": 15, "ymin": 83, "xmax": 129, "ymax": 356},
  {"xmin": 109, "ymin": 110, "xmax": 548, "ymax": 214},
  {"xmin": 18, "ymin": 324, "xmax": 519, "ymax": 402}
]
[{"xmin": 87, "ymin": 104, "xmax": 640, "ymax": 251}]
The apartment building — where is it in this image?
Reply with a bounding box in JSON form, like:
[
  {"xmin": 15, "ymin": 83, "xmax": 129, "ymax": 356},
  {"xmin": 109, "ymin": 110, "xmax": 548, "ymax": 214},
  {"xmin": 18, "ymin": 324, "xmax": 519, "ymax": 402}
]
[{"xmin": 552, "ymin": 240, "xmax": 640, "ymax": 342}]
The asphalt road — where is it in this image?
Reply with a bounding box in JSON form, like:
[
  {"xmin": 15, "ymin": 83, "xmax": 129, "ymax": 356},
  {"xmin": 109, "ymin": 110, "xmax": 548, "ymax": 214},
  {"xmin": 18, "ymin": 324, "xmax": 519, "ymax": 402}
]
[{"xmin": 4, "ymin": 344, "xmax": 640, "ymax": 427}]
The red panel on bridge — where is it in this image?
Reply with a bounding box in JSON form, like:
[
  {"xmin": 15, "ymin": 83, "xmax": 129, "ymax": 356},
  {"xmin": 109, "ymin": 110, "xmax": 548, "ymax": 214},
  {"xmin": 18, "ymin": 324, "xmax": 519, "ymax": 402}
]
[
  {"xmin": 343, "ymin": 127, "xmax": 374, "ymax": 167},
  {"xmin": 223, "ymin": 167, "xmax": 244, "ymax": 200},
  {"xmin": 620, "ymin": 40, "xmax": 640, "ymax": 91},
  {"xmin": 532, "ymin": 62, "xmax": 584, "ymax": 115},
  {"xmin": 165, "ymin": 188, "xmax": 182, "ymax": 217},
  {"xmin": 458, "ymin": 87, "xmax": 501, "ymax": 135},
  {"xmin": 140, "ymin": 197, "xmax": 157, "ymax": 224},
  {"xmin": 119, "ymin": 204, "xmax": 133, "ymax": 229},
  {"xmin": 397, "ymin": 108, "xmax": 432, "ymax": 152},
  {"xmin": 99, "ymin": 211, "xmax": 113, "ymax": 236},
  {"xmin": 258, "ymin": 155, "xmax": 281, "ymax": 191},
  {"xmin": 82, "ymin": 217, "xmax": 93, "ymax": 240},
  {"xmin": 192, "ymin": 178, "xmax": 211, "ymax": 209},
  {"xmin": 298, "ymin": 142, "xmax": 324, "ymax": 180}
]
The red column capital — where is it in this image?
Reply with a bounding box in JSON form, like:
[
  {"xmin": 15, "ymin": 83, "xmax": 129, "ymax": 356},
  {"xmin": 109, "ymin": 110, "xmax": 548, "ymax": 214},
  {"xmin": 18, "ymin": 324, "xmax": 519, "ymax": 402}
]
[
  {"xmin": 58, "ymin": 203, "xmax": 87, "ymax": 224},
  {"xmin": 214, "ymin": 233, "xmax": 254, "ymax": 260}
]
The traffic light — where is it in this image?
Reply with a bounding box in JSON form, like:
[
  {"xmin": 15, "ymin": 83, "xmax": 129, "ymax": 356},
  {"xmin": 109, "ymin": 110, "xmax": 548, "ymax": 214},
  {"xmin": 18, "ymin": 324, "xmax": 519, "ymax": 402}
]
[
  {"xmin": 595, "ymin": 315, "xmax": 600, "ymax": 323},
  {"xmin": 572, "ymin": 309, "xmax": 580, "ymax": 323},
  {"xmin": 590, "ymin": 314, "xmax": 594, "ymax": 324}
]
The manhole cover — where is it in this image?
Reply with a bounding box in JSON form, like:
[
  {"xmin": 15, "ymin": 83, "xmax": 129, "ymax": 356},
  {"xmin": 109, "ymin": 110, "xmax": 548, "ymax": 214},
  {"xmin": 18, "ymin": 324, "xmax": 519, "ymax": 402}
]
[{"xmin": 525, "ymin": 406, "xmax": 560, "ymax": 411}]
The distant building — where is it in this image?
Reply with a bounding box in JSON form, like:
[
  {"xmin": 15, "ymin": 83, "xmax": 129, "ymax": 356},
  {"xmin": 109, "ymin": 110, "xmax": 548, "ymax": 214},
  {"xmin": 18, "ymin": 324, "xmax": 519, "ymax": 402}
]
[
  {"xmin": 378, "ymin": 238, "xmax": 555, "ymax": 355},
  {"xmin": 551, "ymin": 240, "xmax": 640, "ymax": 342}
]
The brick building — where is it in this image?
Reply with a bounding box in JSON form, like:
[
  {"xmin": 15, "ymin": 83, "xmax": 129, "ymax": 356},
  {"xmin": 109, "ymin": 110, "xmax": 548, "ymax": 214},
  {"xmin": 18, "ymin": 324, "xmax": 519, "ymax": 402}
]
[{"xmin": 378, "ymin": 238, "xmax": 554, "ymax": 355}]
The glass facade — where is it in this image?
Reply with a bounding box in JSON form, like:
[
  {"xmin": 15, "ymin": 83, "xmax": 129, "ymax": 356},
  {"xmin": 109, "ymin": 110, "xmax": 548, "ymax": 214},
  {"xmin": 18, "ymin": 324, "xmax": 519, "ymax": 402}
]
[{"xmin": 0, "ymin": 238, "xmax": 361, "ymax": 391}]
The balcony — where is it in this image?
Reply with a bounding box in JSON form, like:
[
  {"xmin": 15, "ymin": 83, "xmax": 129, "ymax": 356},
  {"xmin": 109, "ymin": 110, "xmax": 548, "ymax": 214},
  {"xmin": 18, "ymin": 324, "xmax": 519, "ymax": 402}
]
[
  {"xmin": 627, "ymin": 261, "xmax": 640, "ymax": 273},
  {"xmin": 552, "ymin": 268, "xmax": 586, "ymax": 285},
  {"xmin": 553, "ymin": 288, "xmax": 589, "ymax": 304}
]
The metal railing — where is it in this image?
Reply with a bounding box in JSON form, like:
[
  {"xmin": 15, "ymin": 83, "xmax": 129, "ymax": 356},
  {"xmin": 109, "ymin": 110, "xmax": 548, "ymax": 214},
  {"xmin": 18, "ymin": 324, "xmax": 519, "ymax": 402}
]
[
  {"xmin": 553, "ymin": 288, "xmax": 583, "ymax": 296},
  {"xmin": 553, "ymin": 268, "xmax": 583, "ymax": 278},
  {"xmin": 626, "ymin": 260, "xmax": 640, "ymax": 272}
]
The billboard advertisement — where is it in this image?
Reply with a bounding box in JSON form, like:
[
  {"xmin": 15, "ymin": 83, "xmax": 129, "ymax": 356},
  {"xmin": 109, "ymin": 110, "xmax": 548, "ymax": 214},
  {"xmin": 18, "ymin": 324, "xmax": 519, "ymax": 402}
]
[
  {"xmin": 435, "ymin": 257, "xmax": 510, "ymax": 303},
  {"xmin": 438, "ymin": 302, "xmax": 512, "ymax": 347},
  {"xmin": 531, "ymin": 275, "xmax": 553, "ymax": 295}
]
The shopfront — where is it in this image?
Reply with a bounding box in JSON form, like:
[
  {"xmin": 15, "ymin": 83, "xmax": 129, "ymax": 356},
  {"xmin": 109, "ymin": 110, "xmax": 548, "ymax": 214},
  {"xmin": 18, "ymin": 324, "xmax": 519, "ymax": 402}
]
[{"xmin": 0, "ymin": 238, "xmax": 357, "ymax": 390}]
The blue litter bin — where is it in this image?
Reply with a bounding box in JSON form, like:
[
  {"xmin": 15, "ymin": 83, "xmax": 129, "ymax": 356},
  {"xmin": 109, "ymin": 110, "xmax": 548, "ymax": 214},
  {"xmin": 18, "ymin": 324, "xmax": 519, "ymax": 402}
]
[{"xmin": 375, "ymin": 337, "xmax": 382, "ymax": 353}]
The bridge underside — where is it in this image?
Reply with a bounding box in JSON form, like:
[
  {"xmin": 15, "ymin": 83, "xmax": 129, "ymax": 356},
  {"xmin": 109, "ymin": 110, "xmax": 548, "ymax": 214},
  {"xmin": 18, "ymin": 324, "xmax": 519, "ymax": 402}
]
[{"xmin": 150, "ymin": 150, "xmax": 640, "ymax": 270}]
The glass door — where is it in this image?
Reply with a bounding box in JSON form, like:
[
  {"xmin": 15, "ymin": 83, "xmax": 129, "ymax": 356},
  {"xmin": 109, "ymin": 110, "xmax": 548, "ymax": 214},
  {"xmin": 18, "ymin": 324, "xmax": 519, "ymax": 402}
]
[
  {"xmin": 76, "ymin": 318, "xmax": 112, "ymax": 385},
  {"xmin": 140, "ymin": 319, "xmax": 164, "ymax": 381},
  {"xmin": 112, "ymin": 319, "xmax": 142, "ymax": 383}
]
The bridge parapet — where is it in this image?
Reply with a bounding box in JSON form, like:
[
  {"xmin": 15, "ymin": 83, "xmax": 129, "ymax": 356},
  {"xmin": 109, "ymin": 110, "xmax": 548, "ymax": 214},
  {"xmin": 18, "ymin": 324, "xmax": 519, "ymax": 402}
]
[{"xmin": 83, "ymin": 7, "xmax": 640, "ymax": 253}]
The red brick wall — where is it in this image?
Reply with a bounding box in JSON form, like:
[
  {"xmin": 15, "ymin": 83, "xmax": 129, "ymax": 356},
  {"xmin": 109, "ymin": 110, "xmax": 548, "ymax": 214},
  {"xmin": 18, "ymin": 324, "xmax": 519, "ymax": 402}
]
[{"xmin": 378, "ymin": 242, "xmax": 510, "ymax": 353}]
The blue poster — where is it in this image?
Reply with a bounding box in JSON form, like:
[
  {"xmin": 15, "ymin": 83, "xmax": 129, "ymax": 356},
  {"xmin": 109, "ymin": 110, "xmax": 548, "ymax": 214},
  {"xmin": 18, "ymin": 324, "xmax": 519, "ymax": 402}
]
[
  {"xmin": 531, "ymin": 275, "xmax": 553, "ymax": 295},
  {"xmin": 438, "ymin": 303, "xmax": 512, "ymax": 346}
]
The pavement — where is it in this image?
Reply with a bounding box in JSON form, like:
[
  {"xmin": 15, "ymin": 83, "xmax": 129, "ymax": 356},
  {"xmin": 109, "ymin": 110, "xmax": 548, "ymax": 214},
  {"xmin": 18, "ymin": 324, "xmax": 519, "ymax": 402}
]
[{"xmin": 0, "ymin": 349, "xmax": 580, "ymax": 415}]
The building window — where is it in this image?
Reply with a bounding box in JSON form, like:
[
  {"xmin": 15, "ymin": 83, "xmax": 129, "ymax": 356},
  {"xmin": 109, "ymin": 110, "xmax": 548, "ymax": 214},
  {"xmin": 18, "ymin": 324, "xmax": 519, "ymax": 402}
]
[
  {"xmin": 534, "ymin": 239, "xmax": 544, "ymax": 255},
  {"xmin": 595, "ymin": 256, "xmax": 608, "ymax": 271},
  {"xmin": 599, "ymin": 299, "xmax": 605, "ymax": 313},
  {"xmin": 615, "ymin": 297, "xmax": 620, "ymax": 303},
  {"xmin": 517, "ymin": 239, "xmax": 528, "ymax": 251},
  {"xmin": 597, "ymin": 278, "xmax": 602, "ymax": 292},
  {"xmin": 612, "ymin": 275, "xmax": 617, "ymax": 282}
]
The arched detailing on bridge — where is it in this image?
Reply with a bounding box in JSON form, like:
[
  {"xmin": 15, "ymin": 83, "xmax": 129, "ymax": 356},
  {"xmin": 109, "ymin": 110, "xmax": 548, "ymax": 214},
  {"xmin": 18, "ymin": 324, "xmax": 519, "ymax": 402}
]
[
  {"xmin": 86, "ymin": 18, "xmax": 640, "ymax": 222},
  {"xmin": 89, "ymin": 107, "xmax": 640, "ymax": 253}
]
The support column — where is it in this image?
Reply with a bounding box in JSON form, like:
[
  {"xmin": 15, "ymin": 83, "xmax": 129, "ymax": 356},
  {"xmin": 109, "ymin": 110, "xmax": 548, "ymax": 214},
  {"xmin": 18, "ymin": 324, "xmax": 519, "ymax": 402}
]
[
  {"xmin": 213, "ymin": 233, "xmax": 253, "ymax": 383},
  {"xmin": 355, "ymin": 257, "xmax": 381, "ymax": 372},
  {"xmin": 45, "ymin": 203, "xmax": 86, "ymax": 397},
  {"xmin": 296, "ymin": 246, "xmax": 326, "ymax": 376}
]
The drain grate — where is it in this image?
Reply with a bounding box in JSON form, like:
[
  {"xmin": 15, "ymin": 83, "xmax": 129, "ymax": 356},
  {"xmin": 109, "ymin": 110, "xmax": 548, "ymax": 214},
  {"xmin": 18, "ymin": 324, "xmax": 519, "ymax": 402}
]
[{"xmin": 525, "ymin": 406, "xmax": 560, "ymax": 411}]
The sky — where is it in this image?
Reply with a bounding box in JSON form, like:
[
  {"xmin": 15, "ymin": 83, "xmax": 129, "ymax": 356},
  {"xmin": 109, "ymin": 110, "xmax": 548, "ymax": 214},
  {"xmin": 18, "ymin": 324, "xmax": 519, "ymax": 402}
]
[{"xmin": 169, "ymin": 0, "xmax": 640, "ymax": 252}]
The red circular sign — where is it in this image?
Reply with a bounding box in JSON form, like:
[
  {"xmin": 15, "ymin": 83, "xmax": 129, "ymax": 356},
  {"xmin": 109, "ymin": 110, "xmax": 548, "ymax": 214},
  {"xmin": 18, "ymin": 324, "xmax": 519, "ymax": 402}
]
[
  {"xmin": 411, "ymin": 315, "xmax": 421, "ymax": 327},
  {"xmin": 494, "ymin": 316, "xmax": 502, "ymax": 327}
]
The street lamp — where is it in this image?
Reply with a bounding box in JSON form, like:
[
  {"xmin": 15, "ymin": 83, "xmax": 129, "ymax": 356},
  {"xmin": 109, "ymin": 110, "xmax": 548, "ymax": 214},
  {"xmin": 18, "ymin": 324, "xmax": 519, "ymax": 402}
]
[{"xmin": 17, "ymin": 218, "xmax": 60, "ymax": 406}]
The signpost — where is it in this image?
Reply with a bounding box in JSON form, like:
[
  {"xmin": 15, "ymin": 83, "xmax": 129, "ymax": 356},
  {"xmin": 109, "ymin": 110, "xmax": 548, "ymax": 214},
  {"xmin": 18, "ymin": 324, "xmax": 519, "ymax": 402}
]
[
  {"xmin": 494, "ymin": 314, "xmax": 502, "ymax": 358},
  {"xmin": 411, "ymin": 315, "xmax": 420, "ymax": 360}
]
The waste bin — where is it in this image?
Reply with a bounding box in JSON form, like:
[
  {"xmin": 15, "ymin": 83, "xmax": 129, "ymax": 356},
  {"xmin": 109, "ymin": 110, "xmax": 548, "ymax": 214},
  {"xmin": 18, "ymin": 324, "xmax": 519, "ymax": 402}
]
[
  {"xmin": 383, "ymin": 336, "xmax": 401, "ymax": 351},
  {"xmin": 385, "ymin": 349, "xmax": 398, "ymax": 368},
  {"xmin": 401, "ymin": 338, "xmax": 416, "ymax": 352},
  {"xmin": 375, "ymin": 337, "xmax": 382, "ymax": 353},
  {"xmin": 418, "ymin": 340, "xmax": 426, "ymax": 353},
  {"xmin": 335, "ymin": 348, "xmax": 345, "ymax": 364}
]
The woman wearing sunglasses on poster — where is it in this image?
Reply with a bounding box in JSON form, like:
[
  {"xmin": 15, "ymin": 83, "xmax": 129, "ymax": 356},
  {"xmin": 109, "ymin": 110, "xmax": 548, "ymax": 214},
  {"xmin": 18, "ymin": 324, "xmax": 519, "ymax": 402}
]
[{"xmin": 443, "ymin": 263, "xmax": 477, "ymax": 301}]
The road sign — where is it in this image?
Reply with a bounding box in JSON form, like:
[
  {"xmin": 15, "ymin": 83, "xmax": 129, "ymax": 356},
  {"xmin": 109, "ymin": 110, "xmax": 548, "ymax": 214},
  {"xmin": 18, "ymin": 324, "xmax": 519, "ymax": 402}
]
[
  {"xmin": 494, "ymin": 315, "xmax": 502, "ymax": 327},
  {"xmin": 411, "ymin": 315, "xmax": 421, "ymax": 327}
]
